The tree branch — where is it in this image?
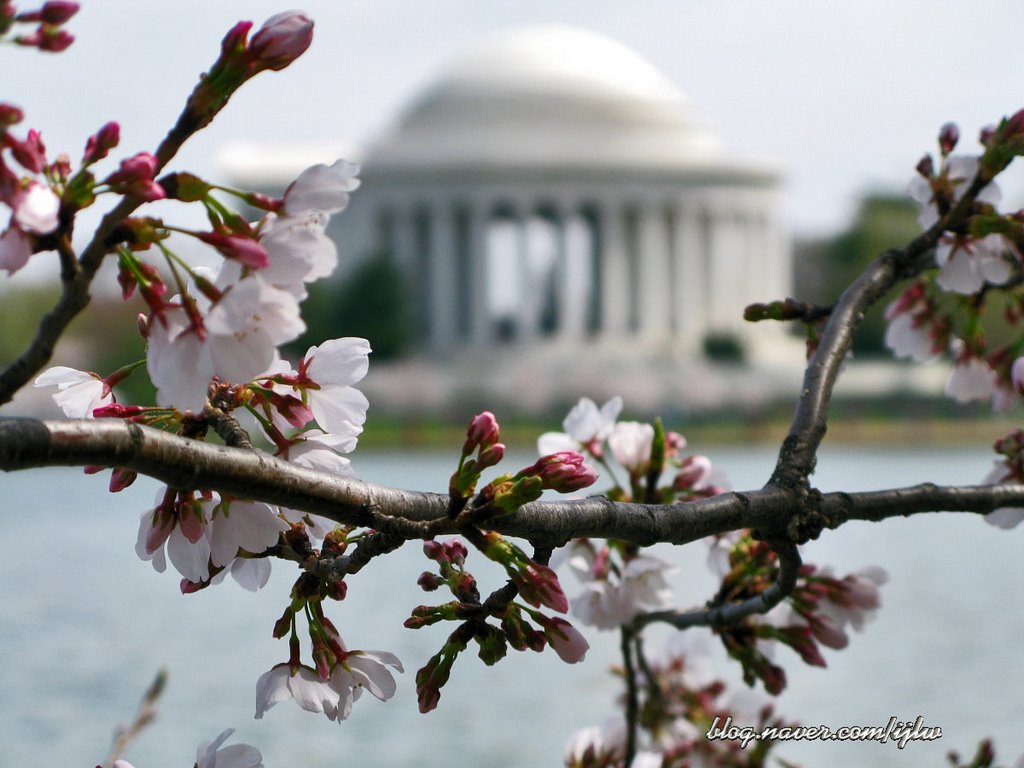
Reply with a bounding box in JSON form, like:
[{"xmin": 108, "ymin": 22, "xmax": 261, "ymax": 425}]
[
  {"xmin": 1, "ymin": 417, "xmax": 1019, "ymax": 549},
  {"xmin": 770, "ymin": 173, "xmax": 992, "ymax": 489},
  {"xmin": 632, "ymin": 540, "xmax": 801, "ymax": 631}
]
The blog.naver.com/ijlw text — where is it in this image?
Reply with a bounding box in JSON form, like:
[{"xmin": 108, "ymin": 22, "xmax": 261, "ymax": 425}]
[{"xmin": 706, "ymin": 715, "xmax": 942, "ymax": 750}]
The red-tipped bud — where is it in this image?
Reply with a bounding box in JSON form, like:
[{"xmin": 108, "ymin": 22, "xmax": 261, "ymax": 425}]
[
  {"xmin": 674, "ymin": 454, "xmax": 712, "ymax": 492},
  {"xmin": 83, "ymin": 121, "xmax": 119, "ymax": 165},
  {"xmin": 1005, "ymin": 108, "xmax": 1024, "ymax": 139},
  {"xmin": 0, "ymin": 103, "xmax": 24, "ymax": 127},
  {"xmin": 514, "ymin": 561, "xmax": 569, "ymax": 613},
  {"xmin": 535, "ymin": 615, "xmax": 589, "ymax": 663},
  {"xmin": 8, "ymin": 128, "xmax": 46, "ymax": 173},
  {"xmin": 938, "ymin": 121, "xmax": 959, "ymax": 155},
  {"xmin": 528, "ymin": 451, "xmax": 599, "ymax": 493},
  {"xmin": 423, "ymin": 539, "xmax": 448, "ymax": 563},
  {"xmin": 16, "ymin": 1, "xmax": 79, "ymax": 23},
  {"xmin": 248, "ymin": 11, "xmax": 314, "ymax": 71},
  {"xmin": 417, "ymin": 571, "xmax": 442, "ymax": 591},
  {"xmin": 915, "ymin": 154, "xmax": 934, "ymax": 179},
  {"xmin": 980, "ymin": 124, "xmax": 998, "ymax": 146},
  {"xmin": 108, "ymin": 467, "xmax": 137, "ymax": 493},
  {"xmin": 463, "ymin": 410, "xmax": 500, "ymax": 454},
  {"xmin": 198, "ymin": 232, "xmax": 269, "ymax": 269},
  {"xmin": 444, "ymin": 538, "xmax": 468, "ymax": 566}
]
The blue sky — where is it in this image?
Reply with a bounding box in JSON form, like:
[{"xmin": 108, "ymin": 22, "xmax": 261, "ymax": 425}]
[{"xmin": 5, "ymin": 0, "xmax": 1024, "ymax": 239}]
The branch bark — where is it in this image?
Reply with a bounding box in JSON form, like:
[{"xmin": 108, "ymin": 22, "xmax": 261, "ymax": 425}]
[{"xmin": 2, "ymin": 417, "xmax": 1019, "ymax": 549}]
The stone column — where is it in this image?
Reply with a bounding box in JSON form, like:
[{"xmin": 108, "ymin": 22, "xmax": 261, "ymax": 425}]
[
  {"xmin": 671, "ymin": 201, "xmax": 706, "ymax": 350},
  {"xmin": 637, "ymin": 201, "xmax": 671, "ymax": 340},
  {"xmin": 597, "ymin": 200, "xmax": 629, "ymax": 338},
  {"xmin": 559, "ymin": 208, "xmax": 589, "ymax": 342},
  {"xmin": 706, "ymin": 205, "xmax": 742, "ymax": 332},
  {"xmin": 516, "ymin": 205, "xmax": 542, "ymax": 342},
  {"xmin": 428, "ymin": 200, "xmax": 458, "ymax": 351},
  {"xmin": 467, "ymin": 202, "xmax": 492, "ymax": 346}
]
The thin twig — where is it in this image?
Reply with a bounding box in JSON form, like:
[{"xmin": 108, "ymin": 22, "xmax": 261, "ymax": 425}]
[
  {"xmin": 633, "ymin": 540, "xmax": 801, "ymax": 631},
  {"xmin": 101, "ymin": 668, "xmax": 168, "ymax": 768}
]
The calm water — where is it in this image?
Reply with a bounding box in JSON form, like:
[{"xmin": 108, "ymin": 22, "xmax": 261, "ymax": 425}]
[{"xmin": 2, "ymin": 445, "xmax": 1023, "ymax": 767}]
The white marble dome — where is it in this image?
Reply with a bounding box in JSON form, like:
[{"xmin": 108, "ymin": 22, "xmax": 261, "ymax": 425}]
[{"xmin": 366, "ymin": 25, "xmax": 723, "ymax": 170}]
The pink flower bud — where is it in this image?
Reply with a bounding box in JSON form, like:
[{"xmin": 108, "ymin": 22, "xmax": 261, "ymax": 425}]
[
  {"xmin": 108, "ymin": 467, "xmax": 137, "ymax": 493},
  {"xmin": 808, "ymin": 613, "xmax": 848, "ymax": 650},
  {"xmin": 106, "ymin": 152, "xmax": 158, "ymax": 185},
  {"xmin": 1005, "ymin": 108, "xmax": 1024, "ymax": 139},
  {"xmin": 423, "ymin": 539, "xmax": 448, "ymax": 563},
  {"xmin": 36, "ymin": 27, "xmax": 74, "ymax": 52},
  {"xmin": 82, "ymin": 121, "xmax": 119, "ymax": 165},
  {"xmin": 8, "ymin": 128, "xmax": 46, "ymax": 173},
  {"xmin": 938, "ymin": 121, "xmax": 959, "ymax": 155},
  {"xmin": 198, "ymin": 231, "xmax": 270, "ymax": 269},
  {"xmin": 537, "ymin": 616, "xmax": 589, "ymax": 663},
  {"xmin": 248, "ymin": 11, "xmax": 313, "ymax": 71},
  {"xmin": 16, "ymin": 1, "xmax": 79, "ymax": 23},
  {"xmin": 0, "ymin": 103, "xmax": 24, "ymax": 126},
  {"xmin": 417, "ymin": 571, "xmax": 441, "ymax": 591},
  {"xmin": 674, "ymin": 455, "xmax": 712, "ymax": 491},
  {"xmin": 477, "ymin": 442, "xmax": 504, "ymax": 469},
  {"xmin": 915, "ymin": 154, "xmax": 934, "ymax": 179},
  {"xmin": 39, "ymin": 1, "xmax": 79, "ymax": 24},
  {"xmin": 528, "ymin": 451, "xmax": 599, "ymax": 493},
  {"xmin": 463, "ymin": 410, "xmax": 500, "ymax": 453},
  {"xmin": 514, "ymin": 562, "xmax": 569, "ymax": 613},
  {"xmin": 444, "ymin": 538, "xmax": 468, "ymax": 565}
]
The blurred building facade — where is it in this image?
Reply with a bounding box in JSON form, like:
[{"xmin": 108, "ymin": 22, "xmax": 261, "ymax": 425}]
[{"xmin": 222, "ymin": 25, "xmax": 812, "ymax": 412}]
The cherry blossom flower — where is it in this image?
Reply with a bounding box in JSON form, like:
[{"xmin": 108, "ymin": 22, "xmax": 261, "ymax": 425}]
[
  {"xmin": 201, "ymin": 497, "xmax": 289, "ymax": 570},
  {"xmin": 255, "ymin": 663, "xmax": 340, "ymax": 720},
  {"xmin": 146, "ymin": 270, "xmax": 305, "ymax": 412},
  {"xmin": 298, "ymin": 337, "xmax": 371, "ymax": 436},
  {"xmin": 259, "ymin": 211, "xmax": 338, "ymax": 286},
  {"xmin": 283, "ymin": 159, "xmax": 360, "ymax": 217},
  {"xmin": 608, "ymin": 420, "xmax": 654, "ymax": 474},
  {"xmin": 538, "ymin": 395, "xmax": 622, "ymax": 456},
  {"xmin": 327, "ymin": 649, "xmax": 404, "ymax": 721},
  {"xmin": 883, "ymin": 284, "xmax": 945, "ymax": 363},
  {"xmin": 564, "ymin": 716, "xmax": 626, "ymax": 768},
  {"xmin": 561, "ymin": 541, "xmax": 674, "ymax": 629},
  {"xmin": 908, "ymin": 155, "xmax": 1000, "ymax": 230},
  {"xmin": 135, "ymin": 503, "xmax": 212, "ymax": 584},
  {"xmin": 33, "ymin": 365, "xmax": 113, "ymax": 417},
  {"xmin": 632, "ymin": 752, "xmax": 664, "ymax": 768},
  {"xmin": 195, "ymin": 728, "xmax": 263, "ymax": 768},
  {"xmin": 816, "ymin": 566, "xmax": 887, "ymax": 632},
  {"xmin": 946, "ymin": 355, "xmax": 998, "ymax": 403},
  {"xmin": 884, "ymin": 313, "xmax": 940, "ymax": 362},
  {"xmin": 12, "ymin": 181, "xmax": 60, "ymax": 234},
  {"xmin": 983, "ymin": 461, "xmax": 1024, "ymax": 529},
  {"xmin": 0, "ymin": 225, "xmax": 32, "ymax": 274},
  {"xmin": 934, "ymin": 232, "xmax": 1012, "ymax": 295}
]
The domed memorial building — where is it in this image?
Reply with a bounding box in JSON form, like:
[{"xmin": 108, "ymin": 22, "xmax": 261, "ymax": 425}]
[
  {"xmin": 222, "ymin": 25, "xmax": 803, "ymax": 411},
  {"xmin": 348, "ymin": 25, "xmax": 791, "ymax": 359}
]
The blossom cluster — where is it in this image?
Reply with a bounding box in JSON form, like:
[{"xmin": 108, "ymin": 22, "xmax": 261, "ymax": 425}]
[
  {"xmin": 539, "ymin": 397, "xmax": 719, "ymax": 630},
  {"xmin": 885, "ymin": 119, "xmax": 1024, "ymax": 410},
  {"xmin": 564, "ymin": 633, "xmax": 796, "ymax": 768},
  {"xmin": 706, "ymin": 530, "xmax": 887, "ymax": 695}
]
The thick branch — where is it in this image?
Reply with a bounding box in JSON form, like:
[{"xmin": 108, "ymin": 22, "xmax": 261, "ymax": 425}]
[
  {"xmin": 0, "ymin": 417, "xmax": 775, "ymax": 545},
  {"xmin": 1, "ymin": 418, "xmax": 1020, "ymax": 547}
]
